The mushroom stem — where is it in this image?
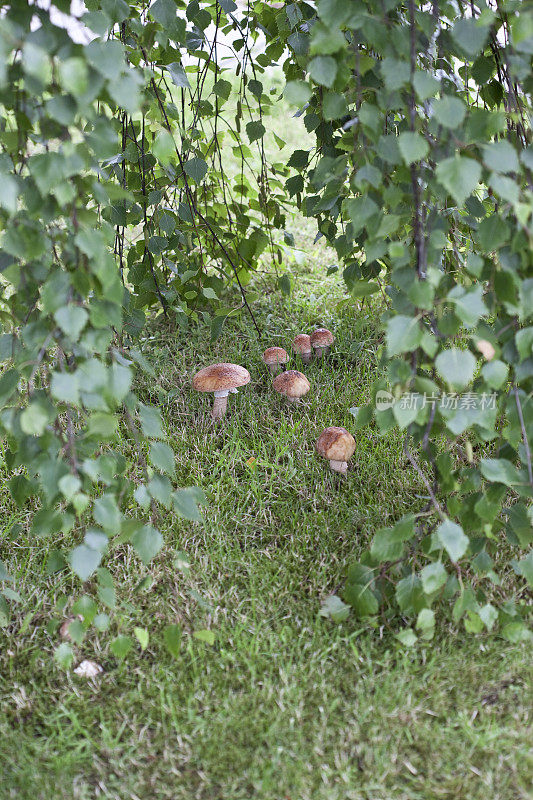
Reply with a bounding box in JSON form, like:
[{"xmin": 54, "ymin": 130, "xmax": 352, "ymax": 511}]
[
  {"xmin": 212, "ymin": 389, "xmax": 231, "ymax": 420},
  {"xmin": 314, "ymin": 346, "xmax": 330, "ymax": 359},
  {"xmin": 329, "ymin": 459, "xmax": 347, "ymax": 475},
  {"xmin": 301, "ymin": 352, "xmax": 312, "ymax": 364},
  {"xmin": 268, "ymin": 363, "xmax": 282, "ymax": 375}
]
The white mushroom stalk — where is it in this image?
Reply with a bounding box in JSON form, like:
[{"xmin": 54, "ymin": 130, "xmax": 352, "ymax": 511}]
[
  {"xmin": 328, "ymin": 459, "xmax": 348, "ymax": 475},
  {"xmin": 212, "ymin": 388, "xmax": 238, "ymax": 420}
]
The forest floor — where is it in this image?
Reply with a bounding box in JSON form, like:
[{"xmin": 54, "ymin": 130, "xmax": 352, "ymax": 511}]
[{"xmin": 1, "ymin": 221, "xmax": 532, "ymax": 799}]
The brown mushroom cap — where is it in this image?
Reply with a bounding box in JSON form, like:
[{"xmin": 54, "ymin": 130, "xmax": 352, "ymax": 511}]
[
  {"xmin": 272, "ymin": 370, "xmax": 310, "ymax": 400},
  {"xmin": 310, "ymin": 328, "xmax": 334, "ymax": 348},
  {"xmin": 316, "ymin": 427, "xmax": 355, "ymax": 461},
  {"xmin": 292, "ymin": 334, "xmax": 312, "ymax": 355},
  {"xmin": 192, "ymin": 363, "xmax": 250, "ymax": 392},
  {"xmin": 263, "ymin": 347, "xmax": 288, "ymax": 366}
]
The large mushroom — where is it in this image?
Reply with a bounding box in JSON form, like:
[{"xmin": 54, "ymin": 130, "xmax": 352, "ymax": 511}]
[
  {"xmin": 273, "ymin": 370, "xmax": 310, "ymax": 403},
  {"xmin": 263, "ymin": 346, "xmax": 288, "ymax": 375},
  {"xmin": 316, "ymin": 426, "xmax": 355, "ymax": 475},
  {"xmin": 292, "ymin": 334, "xmax": 312, "ymax": 364},
  {"xmin": 310, "ymin": 328, "xmax": 334, "ymax": 358},
  {"xmin": 192, "ymin": 363, "xmax": 250, "ymax": 420}
]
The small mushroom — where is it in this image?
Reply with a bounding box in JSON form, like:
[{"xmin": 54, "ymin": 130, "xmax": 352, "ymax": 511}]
[
  {"xmin": 310, "ymin": 328, "xmax": 334, "ymax": 358},
  {"xmin": 292, "ymin": 334, "xmax": 312, "ymax": 364},
  {"xmin": 192, "ymin": 363, "xmax": 250, "ymax": 421},
  {"xmin": 74, "ymin": 660, "xmax": 103, "ymax": 678},
  {"xmin": 316, "ymin": 426, "xmax": 355, "ymax": 476},
  {"xmin": 263, "ymin": 346, "xmax": 289, "ymax": 375},
  {"xmin": 272, "ymin": 370, "xmax": 310, "ymax": 403}
]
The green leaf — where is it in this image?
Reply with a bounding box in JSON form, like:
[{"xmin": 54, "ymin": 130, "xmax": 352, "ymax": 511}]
[
  {"xmin": 54, "ymin": 306, "xmax": 88, "ymax": 341},
  {"xmin": 507, "ymin": 503, "xmax": 533, "ymax": 547},
  {"xmin": 319, "ymin": 595, "xmax": 350, "ymax": 623},
  {"xmin": 416, "ymin": 608, "xmax": 435, "ymax": 640},
  {"xmin": 149, "ymin": 441, "xmax": 176, "ymax": 477},
  {"xmin": 130, "ymin": 524, "xmax": 163, "ymax": 564},
  {"xmin": 172, "ymin": 487, "xmax": 205, "ymax": 521},
  {"xmin": 86, "ymin": 39, "xmax": 125, "ymax": 81},
  {"xmin": 183, "ymin": 157, "xmax": 208, "ymax": 183},
  {"xmin": 87, "ymin": 412, "xmax": 118, "ymax": 438},
  {"xmin": 153, "ymin": 130, "xmax": 175, "ymax": 164},
  {"xmin": 395, "ymin": 628, "xmax": 417, "ymax": 647},
  {"xmin": 322, "ymin": 92, "xmax": 347, "ymax": 121},
  {"xmin": 310, "ymin": 21, "xmax": 346, "ymax": 55},
  {"xmin": 512, "ymin": 550, "xmax": 533, "ymax": 587},
  {"xmin": 20, "ymin": 400, "xmax": 53, "ymax": 436},
  {"xmin": 380, "ymin": 57, "xmax": 410, "ymax": 90},
  {"xmin": 163, "ymin": 623, "xmax": 182, "ymax": 658},
  {"xmin": 413, "ymin": 72, "xmax": 439, "ymax": 100},
  {"xmin": 398, "ymin": 132, "xmax": 429, "ymax": 165},
  {"xmin": 148, "ymin": 474, "xmax": 172, "ymax": 508},
  {"xmin": 0, "ymin": 369, "xmax": 19, "ymax": 407},
  {"xmin": 194, "ymin": 629, "xmax": 215, "ymax": 645},
  {"xmin": 481, "ymin": 359, "xmax": 508, "ymax": 389},
  {"xmin": 421, "ymin": 561, "xmax": 447, "ymax": 594},
  {"xmin": 93, "ymin": 494, "xmax": 121, "ymax": 535},
  {"xmin": 478, "ymin": 603, "xmax": 498, "ymax": 631},
  {"xmin": 480, "ymin": 458, "xmax": 524, "ymax": 487},
  {"xmin": 150, "ymin": 0, "xmax": 177, "ymax": 27},
  {"xmin": 395, "ymin": 574, "xmax": 425, "ymax": 614},
  {"xmin": 109, "ymin": 363, "xmax": 132, "ymax": 403},
  {"xmin": 482, "ymin": 141, "xmax": 519, "ymax": 174},
  {"xmin": 246, "ymin": 121, "xmax": 266, "ymax": 142},
  {"xmin": 447, "ymin": 285, "xmax": 487, "ymax": 328},
  {"xmin": 110, "ymin": 635, "xmax": 133, "ymax": 660},
  {"xmin": 436, "ymin": 156, "xmax": 481, "ymax": 206},
  {"xmin": 451, "ymin": 17, "xmax": 490, "ymax": 56},
  {"xmin": 477, "ymin": 216, "xmax": 509, "ymax": 252},
  {"xmin": 437, "ymin": 519, "xmax": 469, "ymax": 562},
  {"xmin": 344, "ymin": 580, "xmax": 378, "ymax": 617},
  {"xmin": 134, "ymin": 627, "xmax": 149, "ymax": 651},
  {"xmin": 213, "ymin": 78, "xmax": 232, "ymax": 100},
  {"xmin": 435, "ymin": 348, "xmax": 476, "ymax": 391},
  {"xmin": 284, "ymin": 81, "xmax": 312, "ymax": 105},
  {"xmin": 167, "ymin": 62, "xmax": 190, "ymax": 89},
  {"xmin": 386, "ymin": 316, "xmax": 422, "ymax": 357},
  {"xmin": 344, "ymin": 196, "xmax": 378, "ymax": 236},
  {"xmin": 54, "ymin": 642, "xmax": 74, "ymax": 670},
  {"xmin": 69, "ymin": 545, "xmax": 102, "ymax": 582},
  {"xmin": 308, "ymin": 56, "xmax": 338, "ymax": 88},
  {"xmin": 58, "ymin": 474, "xmax": 81, "ymax": 501},
  {"xmin": 138, "ymin": 404, "xmax": 165, "ymax": 439},
  {"xmin": 50, "ymin": 372, "xmax": 80, "ymax": 405},
  {"xmin": 432, "ymin": 95, "xmax": 466, "ymax": 128},
  {"xmin": 8, "ymin": 475, "xmax": 35, "ymax": 508},
  {"xmin": 58, "ymin": 58, "xmax": 88, "ymax": 95}
]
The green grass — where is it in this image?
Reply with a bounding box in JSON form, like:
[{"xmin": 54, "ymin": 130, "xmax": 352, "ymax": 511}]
[{"xmin": 1, "ymin": 230, "xmax": 532, "ymax": 799}]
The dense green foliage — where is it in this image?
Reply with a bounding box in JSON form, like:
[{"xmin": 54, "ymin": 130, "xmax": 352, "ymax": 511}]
[
  {"xmin": 267, "ymin": 0, "xmax": 533, "ymax": 640},
  {"xmin": 0, "ymin": 0, "xmax": 532, "ymax": 656}
]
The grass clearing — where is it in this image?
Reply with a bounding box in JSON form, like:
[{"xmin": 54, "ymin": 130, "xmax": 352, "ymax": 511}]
[{"xmin": 1, "ymin": 225, "xmax": 532, "ymax": 799}]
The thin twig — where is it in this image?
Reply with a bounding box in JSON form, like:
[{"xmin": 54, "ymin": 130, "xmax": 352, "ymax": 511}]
[
  {"xmin": 514, "ymin": 386, "xmax": 533, "ymax": 488},
  {"xmin": 404, "ymin": 437, "xmax": 446, "ymax": 520}
]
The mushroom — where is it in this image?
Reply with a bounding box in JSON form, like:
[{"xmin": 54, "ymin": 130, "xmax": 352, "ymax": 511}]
[
  {"xmin": 292, "ymin": 334, "xmax": 312, "ymax": 364},
  {"xmin": 272, "ymin": 370, "xmax": 310, "ymax": 403},
  {"xmin": 263, "ymin": 346, "xmax": 289, "ymax": 375},
  {"xmin": 192, "ymin": 363, "xmax": 250, "ymax": 420},
  {"xmin": 310, "ymin": 328, "xmax": 334, "ymax": 358},
  {"xmin": 316, "ymin": 426, "xmax": 355, "ymax": 476}
]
